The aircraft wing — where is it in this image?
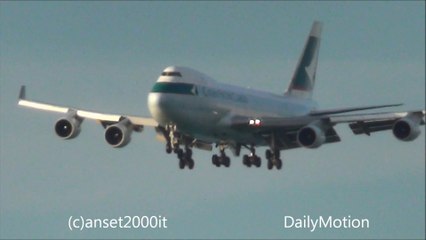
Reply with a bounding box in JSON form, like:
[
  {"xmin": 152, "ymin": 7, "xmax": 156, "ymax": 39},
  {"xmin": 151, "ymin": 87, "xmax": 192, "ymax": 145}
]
[
  {"xmin": 235, "ymin": 109, "xmax": 425, "ymax": 131},
  {"xmin": 18, "ymin": 85, "xmax": 158, "ymax": 127},
  {"xmin": 231, "ymin": 108, "xmax": 425, "ymax": 150},
  {"xmin": 329, "ymin": 110, "xmax": 425, "ymax": 135},
  {"xmin": 18, "ymin": 86, "xmax": 218, "ymax": 151}
]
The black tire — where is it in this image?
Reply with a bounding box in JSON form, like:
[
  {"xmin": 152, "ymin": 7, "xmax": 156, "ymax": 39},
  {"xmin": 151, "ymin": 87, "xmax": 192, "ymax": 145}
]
[
  {"xmin": 253, "ymin": 156, "xmax": 260, "ymax": 167},
  {"xmin": 179, "ymin": 158, "xmax": 185, "ymax": 169},
  {"xmin": 276, "ymin": 159, "xmax": 282, "ymax": 170},
  {"xmin": 224, "ymin": 157, "xmax": 230, "ymax": 167},
  {"xmin": 267, "ymin": 159, "xmax": 273, "ymax": 170},
  {"xmin": 243, "ymin": 155, "xmax": 249, "ymax": 166},
  {"xmin": 177, "ymin": 149, "xmax": 183, "ymax": 159},
  {"xmin": 212, "ymin": 154, "xmax": 219, "ymax": 167},
  {"xmin": 265, "ymin": 149, "xmax": 272, "ymax": 160},
  {"xmin": 247, "ymin": 157, "xmax": 252, "ymax": 167},
  {"xmin": 188, "ymin": 158, "xmax": 194, "ymax": 169},
  {"xmin": 166, "ymin": 144, "xmax": 172, "ymax": 154}
]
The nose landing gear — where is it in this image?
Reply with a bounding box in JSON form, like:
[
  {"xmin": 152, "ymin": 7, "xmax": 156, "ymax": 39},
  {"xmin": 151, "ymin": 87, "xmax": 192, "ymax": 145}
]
[{"xmin": 162, "ymin": 125, "xmax": 195, "ymax": 170}]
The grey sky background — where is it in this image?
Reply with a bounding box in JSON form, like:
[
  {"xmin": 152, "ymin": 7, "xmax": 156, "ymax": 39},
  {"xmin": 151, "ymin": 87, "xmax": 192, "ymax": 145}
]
[{"xmin": 0, "ymin": 2, "xmax": 425, "ymax": 239}]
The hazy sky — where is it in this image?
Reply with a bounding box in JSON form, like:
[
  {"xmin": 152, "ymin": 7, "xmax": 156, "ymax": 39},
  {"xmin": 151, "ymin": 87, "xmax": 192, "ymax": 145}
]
[{"xmin": 0, "ymin": 1, "xmax": 425, "ymax": 239}]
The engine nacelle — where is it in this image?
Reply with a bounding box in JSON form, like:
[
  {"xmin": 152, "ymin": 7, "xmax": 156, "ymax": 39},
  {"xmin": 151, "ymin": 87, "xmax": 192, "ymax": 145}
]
[
  {"xmin": 297, "ymin": 123, "xmax": 326, "ymax": 148},
  {"xmin": 55, "ymin": 115, "xmax": 82, "ymax": 139},
  {"xmin": 392, "ymin": 116, "xmax": 421, "ymax": 141},
  {"xmin": 105, "ymin": 118, "xmax": 133, "ymax": 148}
]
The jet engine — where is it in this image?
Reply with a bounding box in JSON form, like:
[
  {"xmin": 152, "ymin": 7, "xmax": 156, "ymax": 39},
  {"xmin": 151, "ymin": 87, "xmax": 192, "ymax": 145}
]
[
  {"xmin": 105, "ymin": 118, "xmax": 133, "ymax": 148},
  {"xmin": 392, "ymin": 116, "xmax": 421, "ymax": 141},
  {"xmin": 297, "ymin": 123, "xmax": 326, "ymax": 148},
  {"xmin": 55, "ymin": 115, "xmax": 82, "ymax": 139}
]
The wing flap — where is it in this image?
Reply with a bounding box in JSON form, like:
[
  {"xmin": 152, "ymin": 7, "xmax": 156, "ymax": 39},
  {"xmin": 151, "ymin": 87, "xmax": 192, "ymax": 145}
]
[
  {"xmin": 18, "ymin": 99, "xmax": 69, "ymax": 113},
  {"xmin": 310, "ymin": 104, "xmax": 403, "ymax": 116},
  {"xmin": 127, "ymin": 116, "xmax": 158, "ymax": 127},
  {"xmin": 343, "ymin": 111, "xmax": 425, "ymax": 135},
  {"xmin": 329, "ymin": 111, "xmax": 425, "ymax": 124},
  {"xmin": 349, "ymin": 120, "xmax": 395, "ymax": 135},
  {"xmin": 77, "ymin": 110, "xmax": 121, "ymax": 122}
]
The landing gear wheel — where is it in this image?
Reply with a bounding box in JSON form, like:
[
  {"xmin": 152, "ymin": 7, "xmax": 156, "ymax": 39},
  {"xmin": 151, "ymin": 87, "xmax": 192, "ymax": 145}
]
[
  {"xmin": 188, "ymin": 158, "xmax": 194, "ymax": 169},
  {"xmin": 276, "ymin": 159, "xmax": 282, "ymax": 170},
  {"xmin": 266, "ymin": 147, "xmax": 282, "ymax": 170},
  {"xmin": 178, "ymin": 158, "xmax": 185, "ymax": 169},
  {"xmin": 224, "ymin": 156, "xmax": 231, "ymax": 167},
  {"xmin": 265, "ymin": 149, "xmax": 272, "ymax": 160},
  {"xmin": 212, "ymin": 147, "xmax": 231, "ymax": 168},
  {"xmin": 243, "ymin": 146, "xmax": 260, "ymax": 168},
  {"xmin": 254, "ymin": 156, "xmax": 261, "ymax": 167},
  {"xmin": 212, "ymin": 152, "xmax": 231, "ymax": 167},
  {"xmin": 175, "ymin": 146, "xmax": 195, "ymax": 170},
  {"xmin": 166, "ymin": 143, "xmax": 172, "ymax": 154},
  {"xmin": 212, "ymin": 154, "xmax": 220, "ymax": 167},
  {"xmin": 176, "ymin": 149, "xmax": 184, "ymax": 159},
  {"xmin": 173, "ymin": 143, "xmax": 180, "ymax": 153},
  {"xmin": 243, "ymin": 155, "xmax": 249, "ymax": 166},
  {"xmin": 245, "ymin": 155, "xmax": 253, "ymax": 167},
  {"xmin": 267, "ymin": 159, "xmax": 273, "ymax": 170}
]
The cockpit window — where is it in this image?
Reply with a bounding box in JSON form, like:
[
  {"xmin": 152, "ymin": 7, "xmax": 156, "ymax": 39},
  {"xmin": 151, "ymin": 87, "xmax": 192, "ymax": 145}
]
[{"xmin": 161, "ymin": 71, "xmax": 182, "ymax": 77}]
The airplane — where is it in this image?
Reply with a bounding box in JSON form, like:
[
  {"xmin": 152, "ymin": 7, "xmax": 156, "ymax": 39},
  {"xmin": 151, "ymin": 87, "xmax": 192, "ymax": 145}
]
[{"xmin": 18, "ymin": 21, "xmax": 425, "ymax": 170}]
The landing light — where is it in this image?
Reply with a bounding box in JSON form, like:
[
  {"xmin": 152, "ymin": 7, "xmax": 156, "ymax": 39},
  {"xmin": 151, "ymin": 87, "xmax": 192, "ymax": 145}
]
[{"xmin": 249, "ymin": 118, "xmax": 262, "ymax": 127}]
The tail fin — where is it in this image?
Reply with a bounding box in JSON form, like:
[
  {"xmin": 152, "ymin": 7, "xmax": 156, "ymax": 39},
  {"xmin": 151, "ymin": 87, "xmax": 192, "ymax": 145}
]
[{"xmin": 285, "ymin": 21, "xmax": 323, "ymax": 98}]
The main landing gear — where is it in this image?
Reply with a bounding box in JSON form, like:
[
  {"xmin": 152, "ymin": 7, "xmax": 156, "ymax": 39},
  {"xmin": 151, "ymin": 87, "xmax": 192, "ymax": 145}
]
[
  {"xmin": 176, "ymin": 146, "xmax": 194, "ymax": 169},
  {"xmin": 212, "ymin": 146, "xmax": 230, "ymax": 167},
  {"xmin": 162, "ymin": 125, "xmax": 283, "ymax": 170},
  {"xmin": 242, "ymin": 146, "xmax": 261, "ymax": 168},
  {"xmin": 265, "ymin": 149, "xmax": 282, "ymax": 170}
]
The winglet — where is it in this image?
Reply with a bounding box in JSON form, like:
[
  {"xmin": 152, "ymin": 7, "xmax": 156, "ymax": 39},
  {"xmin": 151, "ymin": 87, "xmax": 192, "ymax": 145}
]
[{"xmin": 19, "ymin": 85, "xmax": 26, "ymax": 100}]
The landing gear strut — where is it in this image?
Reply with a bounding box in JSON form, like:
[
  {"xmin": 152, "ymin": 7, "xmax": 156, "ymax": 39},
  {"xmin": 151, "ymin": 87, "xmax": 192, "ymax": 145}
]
[
  {"xmin": 164, "ymin": 125, "xmax": 179, "ymax": 154},
  {"xmin": 163, "ymin": 126, "xmax": 195, "ymax": 170},
  {"xmin": 212, "ymin": 145, "xmax": 230, "ymax": 167},
  {"xmin": 265, "ymin": 133, "xmax": 282, "ymax": 170},
  {"xmin": 242, "ymin": 146, "xmax": 261, "ymax": 168}
]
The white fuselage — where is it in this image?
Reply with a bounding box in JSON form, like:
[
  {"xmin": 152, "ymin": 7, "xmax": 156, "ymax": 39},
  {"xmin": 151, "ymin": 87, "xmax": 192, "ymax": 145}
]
[{"xmin": 148, "ymin": 66, "xmax": 317, "ymax": 145}]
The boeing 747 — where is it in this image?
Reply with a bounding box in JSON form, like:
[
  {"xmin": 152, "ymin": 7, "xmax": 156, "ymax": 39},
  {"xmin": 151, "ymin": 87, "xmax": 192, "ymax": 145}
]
[{"xmin": 18, "ymin": 21, "xmax": 425, "ymax": 170}]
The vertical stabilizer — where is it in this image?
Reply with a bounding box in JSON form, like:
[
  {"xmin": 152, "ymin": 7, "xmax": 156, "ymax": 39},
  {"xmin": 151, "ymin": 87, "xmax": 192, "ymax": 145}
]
[{"xmin": 285, "ymin": 21, "xmax": 322, "ymax": 98}]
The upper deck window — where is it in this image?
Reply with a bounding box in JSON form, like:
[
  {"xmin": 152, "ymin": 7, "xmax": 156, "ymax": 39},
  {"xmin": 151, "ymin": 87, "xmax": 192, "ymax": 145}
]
[{"xmin": 161, "ymin": 71, "xmax": 182, "ymax": 77}]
